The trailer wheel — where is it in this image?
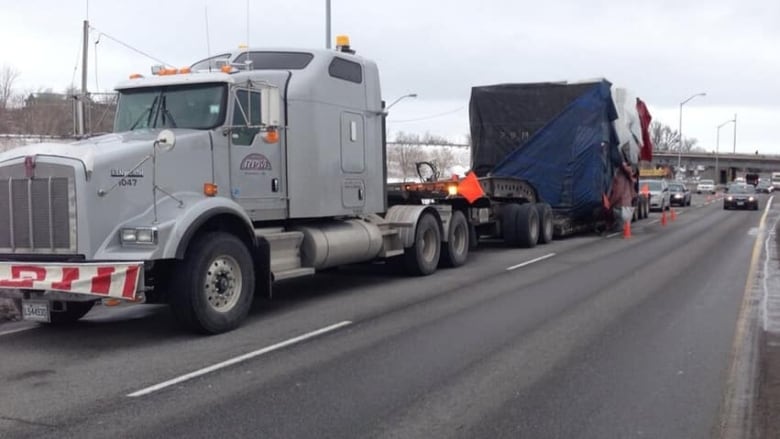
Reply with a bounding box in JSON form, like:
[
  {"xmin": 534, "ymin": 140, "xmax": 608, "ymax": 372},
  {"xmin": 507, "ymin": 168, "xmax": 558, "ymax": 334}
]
[
  {"xmin": 535, "ymin": 203, "xmax": 553, "ymax": 244},
  {"xmin": 441, "ymin": 210, "xmax": 469, "ymax": 268},
  {"xmin": 502, "ymin": 204, "xmax": 521, "ymax": 246},
  {"xmin": 171, "ymin": 231, "xmax": 255, "ymax": 334},
  {"xmin": 46, "ymin": 301, "xmax": 95, "ymax": 324},
  {"xmin": 515, "ymin": 204, "xmax": 540, "ymax": 248},
  {"xmin": 403, "ymin": 212, "xmax": 442, "ymax": 276}
]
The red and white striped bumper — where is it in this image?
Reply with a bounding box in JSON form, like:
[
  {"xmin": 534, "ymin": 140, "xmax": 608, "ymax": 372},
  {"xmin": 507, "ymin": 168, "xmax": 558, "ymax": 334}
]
[{"xmin": 0, "ymin": 262, "xmax": 143, "ymax": 300}]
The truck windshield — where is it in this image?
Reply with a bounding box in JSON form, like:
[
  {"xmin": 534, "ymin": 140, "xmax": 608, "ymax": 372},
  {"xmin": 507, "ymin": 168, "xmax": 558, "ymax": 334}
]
[{"xmin": 114, "ymin": 83, "xmax": 227, "ymax": 132}]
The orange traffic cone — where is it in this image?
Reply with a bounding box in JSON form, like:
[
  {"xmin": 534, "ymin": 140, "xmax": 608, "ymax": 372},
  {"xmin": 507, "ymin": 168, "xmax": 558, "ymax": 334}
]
[
  {"xmin": 661, "ymin": 209, "xmax": 667, "ymax": 226},
  {"xmin": 623, "ymin": 221, "xmax": 632, "ymax": 239},
  {"xmin": 670, "ymin": 208, "xmax": 677, "ymax": 221}
]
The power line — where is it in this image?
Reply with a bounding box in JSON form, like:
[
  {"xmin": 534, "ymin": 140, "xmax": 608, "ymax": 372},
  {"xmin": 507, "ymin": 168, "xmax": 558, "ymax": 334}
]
[{"xmin": 388, "ymin": 106, "xmax": 466, "ymax": 123}]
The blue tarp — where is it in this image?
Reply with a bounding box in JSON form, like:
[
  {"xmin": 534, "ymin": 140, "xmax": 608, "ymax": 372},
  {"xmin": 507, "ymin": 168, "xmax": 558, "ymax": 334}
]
[{"xmin": 474, "ymin": 81, "xmax": 620, "ymax": 219}]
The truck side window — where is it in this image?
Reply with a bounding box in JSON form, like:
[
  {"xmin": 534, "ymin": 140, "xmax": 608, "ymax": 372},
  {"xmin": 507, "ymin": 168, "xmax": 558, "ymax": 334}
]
[
  {"xmin": 231, "ymin": 89, "xmax": 262, "ymax": 146},
  {"xmin": 328, "ymin": 57, "xmax": 362, "ymax": 84}
]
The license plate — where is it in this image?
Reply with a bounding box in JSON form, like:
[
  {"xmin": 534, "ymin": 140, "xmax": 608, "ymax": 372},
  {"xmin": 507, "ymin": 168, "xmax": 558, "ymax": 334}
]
[
  {"xmin": 737, "ymin": 201, "xmax": 744, "ymax": 206},
  {"xmin": 22, "ymin": 300, "xmax": 50, "ymax": 323}
]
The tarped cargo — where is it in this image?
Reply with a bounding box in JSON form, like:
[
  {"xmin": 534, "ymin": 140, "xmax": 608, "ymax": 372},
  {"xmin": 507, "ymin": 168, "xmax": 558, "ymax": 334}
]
[{"xmin": 470, "ymin": 80, "xmax": 620, "ymax": 219}]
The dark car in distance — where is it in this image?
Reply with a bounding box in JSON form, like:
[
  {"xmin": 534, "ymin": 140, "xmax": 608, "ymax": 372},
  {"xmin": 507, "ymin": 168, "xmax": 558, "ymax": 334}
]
[
  {"xmin": 724, "ymin": 184, "xmax": 759, "ymax": 210},
  {"xmin": 668, "ymin": 182, "xmax": 691, "ymax": 206}
]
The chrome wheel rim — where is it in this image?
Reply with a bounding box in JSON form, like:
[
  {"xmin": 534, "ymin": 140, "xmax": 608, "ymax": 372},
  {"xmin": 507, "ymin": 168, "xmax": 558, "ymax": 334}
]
[{"xmin": 204, "ymin": 255, "xmax": 243, "ymax": 313}]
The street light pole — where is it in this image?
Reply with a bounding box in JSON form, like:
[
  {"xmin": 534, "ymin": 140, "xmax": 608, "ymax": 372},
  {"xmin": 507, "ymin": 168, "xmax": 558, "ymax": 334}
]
[
  {"xmin": 677, "ymin": 92, "xmax": 707, "ymax": 179},
  {"xmin": 385, "ymin": 93, "xmax": 418, "ymax": 113},
  {"xmin": 732, "ymin": 113, "xmax": 738, "ymax": 154},
  {"xmin": 716, "ymin": 118, "xmax": 735, "ymax": 185}
]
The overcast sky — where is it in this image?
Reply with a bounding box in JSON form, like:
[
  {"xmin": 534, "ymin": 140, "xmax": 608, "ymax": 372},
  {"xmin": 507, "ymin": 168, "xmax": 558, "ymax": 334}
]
[{"xmin": 2, "ymin": 0, "xmax": 779, "ymax": 153}]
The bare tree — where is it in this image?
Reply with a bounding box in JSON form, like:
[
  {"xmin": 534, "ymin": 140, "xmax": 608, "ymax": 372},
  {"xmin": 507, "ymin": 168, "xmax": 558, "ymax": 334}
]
[
  {"xmin": 650, "ymin": 120, "xmax": 678, "ymax": 152},
  {"xmin": 0, "ymin": 64, "xmax": 20, "ymax": 110},
  {"xmin": 387, "ymin": 131, "xmax": 427, "ymax": 181},
  {"xmin": 429, "ymin": 147, "xmax": 456, "ymax": 174},
  {"xmin": 421, "ymin": 131, "xmax": 451, "ymax": 145}
]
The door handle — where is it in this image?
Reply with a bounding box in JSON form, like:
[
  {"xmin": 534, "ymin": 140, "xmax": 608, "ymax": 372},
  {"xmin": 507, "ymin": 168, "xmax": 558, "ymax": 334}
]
[
  {"xmin": 272, "ymin": 178, "xmax": 279, "ymax": 192},
  {"xmin": 358, "ymin": 188, "xmax": 364, "ymax": 200}
]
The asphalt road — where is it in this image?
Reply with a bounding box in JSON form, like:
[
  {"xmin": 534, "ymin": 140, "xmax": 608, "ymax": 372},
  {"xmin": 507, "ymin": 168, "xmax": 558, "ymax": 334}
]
[{"xmin": 0, "ymin": 193, "xmax": 769, "ymax": 439}]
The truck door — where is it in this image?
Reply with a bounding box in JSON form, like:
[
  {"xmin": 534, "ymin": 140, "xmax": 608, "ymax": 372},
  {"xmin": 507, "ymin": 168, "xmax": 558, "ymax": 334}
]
[{"xmin": 229, "ymin": 88, "xmax": 287, "ymax": 219}]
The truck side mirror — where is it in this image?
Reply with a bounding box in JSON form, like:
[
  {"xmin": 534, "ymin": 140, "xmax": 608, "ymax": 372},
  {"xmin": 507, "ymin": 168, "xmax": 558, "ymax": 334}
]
[
  {"xmin": 261, "ymin": 87, "xmax": 281, "ymax": 127},
  {"xmin": 155, "ymin": 129, "xmax": 176, "ymax": 152}
]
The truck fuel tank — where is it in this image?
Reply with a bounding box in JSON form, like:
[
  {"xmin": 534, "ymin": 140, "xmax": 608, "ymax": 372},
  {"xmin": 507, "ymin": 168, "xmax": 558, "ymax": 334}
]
[{"xmin": 294, "ymin": 220, "xmax": 384, "ymax": 270}]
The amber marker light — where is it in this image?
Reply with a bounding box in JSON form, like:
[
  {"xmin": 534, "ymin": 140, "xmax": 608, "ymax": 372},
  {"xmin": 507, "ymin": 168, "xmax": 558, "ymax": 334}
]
[
  {"xmin": 263, "ymin": 129, "xmax": 280, "ymax": 143},
  {"xmin": 204, "ymin": 183, "xmax": 218, "ymax": 196}
]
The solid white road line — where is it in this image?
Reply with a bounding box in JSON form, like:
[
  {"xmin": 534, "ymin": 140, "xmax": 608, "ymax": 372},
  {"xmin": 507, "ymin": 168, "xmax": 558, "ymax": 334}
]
[
  {"xmin": 606, "ymin": 232, "xmax": 621, "ymax": 238},
  {"xmin": 506, "ymin": 253, "xmax": 556, "ymax": 271},
  {"xmin": 127, "ymin": 320, "xmax": 353, "ymax": 398},
  {"xmin": 0, "ymin": 326, "xmax": 36, "ymax": 337}
]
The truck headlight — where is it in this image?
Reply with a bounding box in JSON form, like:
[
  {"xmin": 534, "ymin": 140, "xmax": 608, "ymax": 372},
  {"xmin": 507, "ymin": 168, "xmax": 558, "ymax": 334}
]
[
  {"xmin": 749, "ymin": 196, "xmax": 755, "ymax": 201},
  {"xmin": 120, "ymin": 227, "xmax": 158, "ymax": 245}
]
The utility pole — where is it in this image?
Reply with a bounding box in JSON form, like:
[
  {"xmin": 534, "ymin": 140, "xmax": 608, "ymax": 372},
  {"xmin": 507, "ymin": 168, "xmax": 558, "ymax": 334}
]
[
  {"xmin": 732, "ymin": 113, "xmax": 738, "ymax": 154},
  {"xmin": 77, "ymin": 19, "xmax": 89, "ymax": 136}
]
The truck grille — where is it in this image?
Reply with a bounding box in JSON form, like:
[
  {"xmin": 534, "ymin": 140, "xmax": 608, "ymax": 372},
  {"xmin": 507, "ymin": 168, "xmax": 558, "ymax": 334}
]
[{"xmin": 0, "ymin": 163, "xmax": 77, "ymax": 253}]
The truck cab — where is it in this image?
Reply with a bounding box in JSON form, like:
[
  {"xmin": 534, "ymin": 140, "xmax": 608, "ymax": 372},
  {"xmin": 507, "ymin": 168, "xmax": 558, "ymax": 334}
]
[{"xmin": 0, "ymin": 41, "xmax": 456, "ymax": 333}]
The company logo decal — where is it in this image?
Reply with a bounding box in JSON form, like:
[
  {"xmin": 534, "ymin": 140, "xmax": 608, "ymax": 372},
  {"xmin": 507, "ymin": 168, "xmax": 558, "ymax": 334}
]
[{"xmin": 240, "ymin": 153, "xmax": 272, "ymax": 171}]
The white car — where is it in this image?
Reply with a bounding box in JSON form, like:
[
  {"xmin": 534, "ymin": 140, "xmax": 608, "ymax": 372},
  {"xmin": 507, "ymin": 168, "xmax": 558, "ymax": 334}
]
[
  {"xmin": 640, "ymin": 179, "xmax": 670, "ymax": 211},
  {"xmin": 696, "ymin": 179, "xmax": 716, "ymax": 194}
]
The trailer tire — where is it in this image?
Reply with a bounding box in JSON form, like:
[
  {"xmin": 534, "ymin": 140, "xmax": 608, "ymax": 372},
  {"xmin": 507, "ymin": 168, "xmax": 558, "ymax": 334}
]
[
  {"xmin": 46, "ymin": 301, "xmax": 95, "ymax": 324},
  {"xmin": 535, "ymin": 203, "xmax": 553, "ymax": 244},
  {"xmin": 502, "ymin": 204, "xmax": 521, "ymax": 246},
  {"xmin": 403, "ymin": 212, "xmax": 441, "ymax": 276},
  {"xmin": 515, "ymin": 203, "xmax": 540, "ymax": 248},
  {"xmin": 441, "ymin": 210, "xmax": 469, "ymax": 268},
  {"xmin": 171, "ymin": 231, "xmax": 255, "ymax": 334}
]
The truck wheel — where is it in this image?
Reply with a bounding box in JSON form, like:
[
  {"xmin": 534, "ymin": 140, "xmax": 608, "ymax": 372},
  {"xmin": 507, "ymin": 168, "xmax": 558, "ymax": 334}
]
[
  {"xmin": 46, "ymin": 301, "xmax": 95, "ymax": 324},
  {"xmin": 515, "ymin": 204, "xmax": 540, "ymax": 248},
  {"xmin": 171, "ymin": 231, "xmax": 255, "ymax": 334},
  {"xmin": 404, "ymin": 212, "xmax": 441, "ymax": 276},
  {"xmin": 502, "ymin": 204, "xmax": 521, "ymax": 246},
  {"xmin": 441, "ymin": 210, "xmax": 469, "ymax": 268},
  {"xmin": 535, "ymin": 203, "xmax": 553, "ymax": 244}
]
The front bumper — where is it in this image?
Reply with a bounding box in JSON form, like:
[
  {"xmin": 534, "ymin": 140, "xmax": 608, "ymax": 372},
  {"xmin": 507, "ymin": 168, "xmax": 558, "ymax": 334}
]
[
  {"xmin": 0, "ymin": 261, "xmax": 144, "ymax": 301},
  {"xmin": 724, "ymin": 199, "xmax": 758, "ymax": 210}
]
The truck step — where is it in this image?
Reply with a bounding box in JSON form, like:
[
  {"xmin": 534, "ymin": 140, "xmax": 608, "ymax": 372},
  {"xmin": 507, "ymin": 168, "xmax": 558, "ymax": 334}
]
[
  {"xmin": 273, "ymin": 267, "xmax": 315, "ymax": 281},
  {"xmin": 255, "ymin": 230, "xmax": 306, "ymax": 273}
]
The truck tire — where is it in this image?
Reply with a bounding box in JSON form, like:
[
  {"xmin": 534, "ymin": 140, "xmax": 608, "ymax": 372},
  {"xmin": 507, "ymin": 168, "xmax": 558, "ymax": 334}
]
[
  {"xmin": 502, "ymin": 204, "xmax": 521, "ymax": 246},
  {"xmin": 515, "ymin": 204, "xmax": 540, "ymax": 248},
  {"xmin": 171, "ymin": 231, "xmax": 255, "ymax": 334},
  {"xmin": 46, "ymin": 300, "xmax": 95, "ymax": 324},
  {"xmin": 403, "ymin": 212, "xmax": 442, "ymax": 276},
  {"xmin": 441, "ymin": 210, "xmax": 469, "ymax": 268},
  {"xmin": 535, "ymin": 203, "xmax": 553, "ymax": 244}
]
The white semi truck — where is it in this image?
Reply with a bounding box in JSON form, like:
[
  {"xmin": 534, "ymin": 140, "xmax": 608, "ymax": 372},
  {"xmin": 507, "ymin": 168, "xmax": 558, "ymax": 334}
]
[{"xmin": 0, "ymin": 39, "xmax": 489, "ymax": 333}]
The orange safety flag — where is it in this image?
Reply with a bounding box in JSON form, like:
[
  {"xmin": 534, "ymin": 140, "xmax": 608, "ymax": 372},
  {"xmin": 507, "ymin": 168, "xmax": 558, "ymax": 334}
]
[{"xmin": 458, "ymin": 171, "xmax": 485, "ymax": 204}]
